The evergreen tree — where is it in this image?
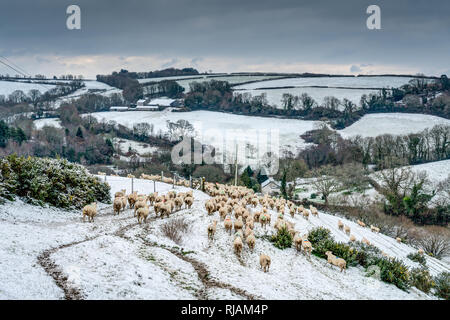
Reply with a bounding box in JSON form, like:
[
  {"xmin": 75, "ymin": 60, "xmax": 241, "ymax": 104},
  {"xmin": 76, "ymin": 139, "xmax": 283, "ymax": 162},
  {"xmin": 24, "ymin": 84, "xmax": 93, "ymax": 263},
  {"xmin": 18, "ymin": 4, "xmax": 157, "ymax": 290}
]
[
  {"xmin": 76, "ymin": 127, "xmax": 84, "ymax": 139},
  {"xmin": 280, "ymin": 170, "xmax": 288, "ymax": 199}
]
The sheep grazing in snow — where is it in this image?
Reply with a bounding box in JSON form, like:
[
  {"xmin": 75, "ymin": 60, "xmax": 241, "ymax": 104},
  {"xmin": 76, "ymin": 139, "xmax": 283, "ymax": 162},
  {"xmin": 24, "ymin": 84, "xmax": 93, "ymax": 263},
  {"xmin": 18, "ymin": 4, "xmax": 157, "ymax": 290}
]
[
  {"xmin": 260, "ymin": 213, "xmax": 270, "ymax": 229},
  {"xmin": 370, "ymin": 225, "xmax": 380, "ymax": 233},
  {"xmin": 289, "ymin": 206, "xmax": 296, "ymax": 218},
  {"xmin": 253, "ymin": 211, "xmax": 261, "ymax": 223},
  {"xmin": 259, "ymin": 254, "xmax": 271, "ymax": 273},
  {"xmin": 244, "ymin": 226, "xmax": 253, "ymax": 239},
  {"xmin": 310, "ymin": 206, "xmax": 319, "ymax": 217},
  {"xmin": 115, "ymin": 189, "xmax": 126, "ymax": 198},
  {"xmin": 159, "ymin": 203, "xmax": 172, "ymax": 219},
  {"xmin": 82, "ymin": 203, "xmax": 97, "ymax": 222},
  {"xmin": 349, "ymin": 235, "xmax": 356, "ymax": 242},
  {"xmin": 344, "ymin": 225, "xmax": 351, "ymax": 235},
  {"xmin": 357, "ymin": 219, "xmax": 366, "ymax": 228},
  {"xmin": 362, "ymin": 237, "xmax": 371, "ymax": 246},
  {"xmin": 113, "ymin": 198, "xmax": 123, "ymax": 215},
  {"xmin": 207, "ymin": 220, "xmax": 218, "ymax": 240},
  {"xmin": 418, "ymin": 248, "xmax": 425, "ymax": 255},
  {"xmin": 174, "ymin": 197, "xmax": 184, "ymax": 211},
  {"xmin": 148, "ymin": 192, "xmax": 158, "ymax": 205},
  {"xmin": 218, "ymin": 206, "xmax": 228, "ymax": 220},
  {"xmin": 301, "ymin": 239, "xmax": 312, "ymax": 257},
  {"xmin": 302, "ymin": 209, "xmax": 309, "ymax": 220},
  {"xmin": 293, "ymin": 233, "xmax": 303, "ymax": 252},
  {"xmin": 205, "ymin": 200, "xmax": 216, "ymax": 215},
  {"xmin": 337, "ymin": 220, "xmax": 344, "ymax": 230},
  {"xmin": 325, "ymin": 251, "xmax": 346, "ymax": 273},
  {"xmin": 234, "ymin": 216, "xmax": 243, "ymax": 232},
  {"xmin": 128, "ymin": 192, "xmax": 138, "ymax": 209},
  {"xmin": 224, "ymin": 216, "xmax": 233, "ymax": 234},
  {"xmin": 136, "ymin": 205, "xmax": 150, "ymax": 224},
  {"xmin": 234, "ymin": 236, "xmax": 243, "ymax": 256},
  {"xmin": 134, "ymin": 200, "xmax": 147, "ymax": 217},
  {"xmin": 184, "ymin": 196, "xmax": 193, "ymax": 209},
  {"xmin": 246, "ymin": 234, "xmax": 256, "ymax": 251},
  {"xmin": 396, "ymin": 237, "xmax": 402, "ymax": 243}
]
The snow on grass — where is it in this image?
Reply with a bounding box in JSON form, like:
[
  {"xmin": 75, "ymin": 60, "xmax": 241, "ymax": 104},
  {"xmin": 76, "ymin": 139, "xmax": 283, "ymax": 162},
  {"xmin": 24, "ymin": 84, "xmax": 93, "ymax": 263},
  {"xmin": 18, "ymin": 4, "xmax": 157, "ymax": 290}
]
[
  {"xmin": 338, "ymin": 113, "xmax": 450, "ymax": 138},
  {"xmin": 34, "ymin": 118, "xmax": 62, "ymax": 129},
  {"xmin": 112, "ymin": 138, "xmax": 159, "ymax": 156},
  {"xmin": 0, "ymin": 80, "xmax": 56, "ymax": 95},
  {"xmin": 87, "ymin": 110, "xmax": 322, "ymax": 160},
  {"xmin": 235, "ymin": 76, "xmax": 415, "ymax": 90},
  {"xmin": 235, "ymin": 87, "xmax": 376, "ymax": 107},
  {"xmin": 1, "ymin": 175, "xmax": 447, "ymax": 299}
]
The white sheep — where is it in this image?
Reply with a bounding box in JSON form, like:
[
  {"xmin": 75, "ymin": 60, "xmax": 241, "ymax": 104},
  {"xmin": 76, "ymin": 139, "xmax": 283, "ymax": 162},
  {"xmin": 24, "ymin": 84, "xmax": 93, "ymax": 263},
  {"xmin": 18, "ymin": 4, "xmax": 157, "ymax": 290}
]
[
  {"xmin": 325, "ymin": 251, "xmax": 346, "ymax": 273},
  {"xmin": 259, "ymin": 254, "xmax": 271, "ymax": 273},
  {"xmin": 82, "ymin": 202, "xmax": 97, "ymax": 222}
]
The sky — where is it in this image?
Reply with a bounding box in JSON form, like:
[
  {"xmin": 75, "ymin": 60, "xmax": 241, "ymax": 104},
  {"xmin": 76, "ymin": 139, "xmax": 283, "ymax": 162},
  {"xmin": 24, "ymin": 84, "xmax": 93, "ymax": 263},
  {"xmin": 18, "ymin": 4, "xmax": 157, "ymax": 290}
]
[{"xmin": 0, "ymin": 0, "xmax": 449, "ymax": 79}]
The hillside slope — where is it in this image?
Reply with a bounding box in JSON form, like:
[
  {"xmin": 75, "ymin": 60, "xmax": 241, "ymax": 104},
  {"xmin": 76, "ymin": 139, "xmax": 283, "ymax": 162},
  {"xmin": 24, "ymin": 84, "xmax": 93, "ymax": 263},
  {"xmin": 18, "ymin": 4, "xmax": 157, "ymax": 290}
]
[{"xmin": 0, "ymin": 176, "xmax": 448, "ymax": 299}]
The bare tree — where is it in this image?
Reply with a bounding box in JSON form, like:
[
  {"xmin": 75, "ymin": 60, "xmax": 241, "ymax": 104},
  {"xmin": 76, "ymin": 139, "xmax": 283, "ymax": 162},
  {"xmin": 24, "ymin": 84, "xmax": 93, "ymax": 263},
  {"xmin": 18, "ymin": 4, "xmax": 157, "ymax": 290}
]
[{"xmin": 312, "ymin": 165, "xmax": 342, "ymax": 204}]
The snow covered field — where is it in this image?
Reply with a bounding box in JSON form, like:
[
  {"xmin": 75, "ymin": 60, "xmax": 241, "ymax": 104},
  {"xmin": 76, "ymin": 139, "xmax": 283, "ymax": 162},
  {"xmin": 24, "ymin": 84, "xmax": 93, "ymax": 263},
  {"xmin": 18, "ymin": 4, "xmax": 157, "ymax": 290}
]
[
  {"xmin": 86, "ymin": 109, "xmax": 322, "ymax": 161},
  {"xmin": 113, "ymin": 137, "xmax": 159, "ymax": 156},
  {"xmin": 34, "ymin": 118, "xmax": 62, "ymax": 129},
  {"xmin": 338, "ymin": 113, "xmax": 450, "ymax": 138},
  {"xmin": 0, "ymin": 80, "xmax": 56, "ymax": 95},
  {"xmin": 233, "ymin": 76, "xmax": 415, "ymax": 108},
  {"xmin": 235, "ymin": 87, "xmax": 376, "ymax": 106},
  {"xmin": 0, "ymin": 176, "xmax": 447, "ymax": 300}
]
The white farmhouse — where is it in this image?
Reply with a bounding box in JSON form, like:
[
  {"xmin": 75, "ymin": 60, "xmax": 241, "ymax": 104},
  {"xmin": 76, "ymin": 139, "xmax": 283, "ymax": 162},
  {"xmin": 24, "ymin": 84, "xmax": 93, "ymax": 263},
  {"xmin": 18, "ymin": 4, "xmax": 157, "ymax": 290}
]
[{"xmin": 261, "ymin": 177, "xmax": 281, "ymax": 195}]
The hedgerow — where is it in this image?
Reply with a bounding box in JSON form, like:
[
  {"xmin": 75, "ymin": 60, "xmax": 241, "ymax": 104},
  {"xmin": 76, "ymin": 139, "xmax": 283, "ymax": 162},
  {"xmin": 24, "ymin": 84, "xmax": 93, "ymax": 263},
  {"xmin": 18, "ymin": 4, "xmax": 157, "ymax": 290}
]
[{"xmin": 0, "ymin": 154, "xmax": 110, "ymax": 209}]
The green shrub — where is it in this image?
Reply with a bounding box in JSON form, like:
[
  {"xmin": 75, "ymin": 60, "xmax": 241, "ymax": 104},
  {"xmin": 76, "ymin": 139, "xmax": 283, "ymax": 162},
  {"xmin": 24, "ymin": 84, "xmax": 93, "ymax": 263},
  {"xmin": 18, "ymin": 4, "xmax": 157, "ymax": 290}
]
[
  {"xmin": 310, "ymin": 193, "xmax": 317, "ymax": 199},
  {"xmin": 271, "ymin": 226, "xmax": 292, "ymax": 250},
  {"xmin": 308, "ymin": 227, "xmax": 332, "ymax": 245},
  {"xmin": 351, "ymin": 241, "xmax": 383, "ymax": 268},
  {"xmin": 434, "ymin": 272, "xmax": 449, "ymax": 300},
  {"xmin": 407, "ymin": 252, "xmax": 427, "ymax": 266},
  {"xmin": 409, "ymin": 267, "xmax": 434, "ymax": 293},
  {"xmin": 373, "ymin": 257, "xmax": 410, "ymax": 291},
  {"xmin": 0, "ymin": 154, "xmax": 110, "ymax": 209}
]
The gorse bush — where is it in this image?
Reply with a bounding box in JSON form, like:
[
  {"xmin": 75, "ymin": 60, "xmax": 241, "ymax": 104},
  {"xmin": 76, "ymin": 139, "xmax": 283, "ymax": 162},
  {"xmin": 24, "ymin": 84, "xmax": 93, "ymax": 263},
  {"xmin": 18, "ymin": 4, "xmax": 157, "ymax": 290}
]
[
  {"xmin": 433, "ymin": 272, "xmax": 449, "ymax": 300},
  {"xmin": 271, "ymin": 226, "xmax": 293, "ymax": 250},
  {"xmin": 307, "ymin": 226, "xmax": 411, "ymax": 291},
  {"xmin": 409, "ymin": 268, "xmax": 434, "ymax": 293},
  {"xmin": 0, "ymin": 154, "xmax": 110, "ymax": 209},
  {"xmin": 407, "ymin": 252, "xmax": 427, "ymax": 266}
]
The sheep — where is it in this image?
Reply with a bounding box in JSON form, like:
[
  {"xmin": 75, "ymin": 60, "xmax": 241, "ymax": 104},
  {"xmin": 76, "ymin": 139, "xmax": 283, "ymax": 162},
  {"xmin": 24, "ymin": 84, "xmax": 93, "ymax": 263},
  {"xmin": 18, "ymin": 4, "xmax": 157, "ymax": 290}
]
[
  {"xmin": 136, "ymin": 205, "xmax": 150, "ymax": 224},
  {"xmin": 218, "ymin": 206, "xmax": 228, "ymax": 220},
  {"xmin": 370, "ymin": 225, "xmax": 380, "ymax": 233},
  {"xmin": 244, "ymin": 226, "xmax": 253, "ymax": 239},
  {"xmin": 184, "ymin": 196, "xmax": 194, "ymax": 209},
  {"xmin": 325, "ymin": 251, "xmax": 346, "ymax": 273},
  {"xmin": 148, "ymin": 192, "xmax": 158, "ymax": 205},
  {"xmin": 301, "ymin": 239, "xmax": 312, "ymax": 257},
  {"xmin": 234, "ymin": 216, "xmax": 243, "ymax": 232},
  {"xmin": 134, "ymin": 199, "xmax": 147, "ymax": 217},
  {"xmin": 344, "ymin": 225, "xmax": 351, "ymax": 235},
  {"xmin": 113, "ymin": 198, "xmax": 123, "ymax": 215},
  {"xmin": 289, "ymin": 206, "xmax": 296, "ymax": 218},
  {"xmin": 260, "ymin": 213, "xmax": 270, "ymax": 229},
  {"xmin": 174, "ymin": 197, "xmax": 184, "ymax": 211},
  {"xmin": 128, "ymin": 192, "xmax": 138, "ymax": 209},
  {"xmin": 337, "ymin": 220, "xmax": 344, "ymax": 230},
  {"xmin": 120, "ymin": 196, "xmax": 127, "ymax": 209},
  {"xmin": 234, "ymin": 236, "xmax": 243, "ymax": 256},
  {"xmin": 114, "ymin": 189, "xmax": 126, "ymax": 198},
  {"xmin": 310, "ymin": 206, "xmax": 319, "ymax": 217},
  {"xmin": 349, "ymin": 234, "xmax": 356, "ymax": 242},
  {"xmin": 246, "ymin": 234, "xmax": 256, "ymax": 251},
  {"xmin": 293, "ymin": 233, "xmax": 303, "ymax": 252},
  {"xmin": 159, "ymin": 203, "xmax": 172, "ymax": 219},
  {"xmin": 418, "ymin": 248, "xmax": 425, "ymax": 255},
  {"xmin": 396, "ymin": 237, "xmax": 402, "ymax": 243},
  {"xmin": 259, "ymin": 254, "xmax": 271, "ymax": 273},
  {"xmin": 357, "ymin": 219, "xmax": 366, "ymax": 228},
  {"xmin": 302, "ymin": 209, "xmax": 309, "ymax": 220},
  {"xmin": 207, "ymin": 220, "xmax": 218, "ymax": 240},
  {"xmin": 253, "ymin": 211, "xmax": 261, "ymax": 223},
  {"xmin": 224, "ymin": 216, "xmax": 233, "ymax": 234},
  {"xmin": 82, "ymin": 203, "xmax": 97, "ymax": 222},
  {"xmin": 362, "ymin": 237, "xmax": 371, "ymax": 246}
]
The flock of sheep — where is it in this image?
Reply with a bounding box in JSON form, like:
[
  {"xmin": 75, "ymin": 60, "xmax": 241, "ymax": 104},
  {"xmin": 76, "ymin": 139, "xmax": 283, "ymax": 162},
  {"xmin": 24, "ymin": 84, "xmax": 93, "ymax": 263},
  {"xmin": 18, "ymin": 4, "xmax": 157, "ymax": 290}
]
[{"xmin": 83, "ymin": 174, "xmax": 425, "ymax": 275}]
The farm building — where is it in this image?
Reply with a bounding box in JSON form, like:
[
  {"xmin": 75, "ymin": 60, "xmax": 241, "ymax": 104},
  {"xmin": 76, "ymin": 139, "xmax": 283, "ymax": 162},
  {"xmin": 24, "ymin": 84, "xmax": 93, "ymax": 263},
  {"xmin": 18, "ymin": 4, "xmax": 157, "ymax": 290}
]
[{"xmin": 261, "ymin": 177, "xmax": 281, "ymax": 195}]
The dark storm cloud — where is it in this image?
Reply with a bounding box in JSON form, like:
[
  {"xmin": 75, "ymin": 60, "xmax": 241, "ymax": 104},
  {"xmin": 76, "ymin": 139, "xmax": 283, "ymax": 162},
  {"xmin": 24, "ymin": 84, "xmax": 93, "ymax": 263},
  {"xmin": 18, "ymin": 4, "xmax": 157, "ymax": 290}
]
[{"xmin": 0, "ymin": 0, "xmax": 449, "ymax": 74}]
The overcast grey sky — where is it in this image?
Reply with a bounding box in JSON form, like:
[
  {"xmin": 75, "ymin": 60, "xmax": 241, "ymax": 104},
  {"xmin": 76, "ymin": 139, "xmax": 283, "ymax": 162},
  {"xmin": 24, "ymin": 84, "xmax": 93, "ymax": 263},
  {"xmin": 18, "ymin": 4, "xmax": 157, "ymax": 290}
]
[{"xmin": 0, "ymin": 0, "xmax": 449, "ymax": 78}]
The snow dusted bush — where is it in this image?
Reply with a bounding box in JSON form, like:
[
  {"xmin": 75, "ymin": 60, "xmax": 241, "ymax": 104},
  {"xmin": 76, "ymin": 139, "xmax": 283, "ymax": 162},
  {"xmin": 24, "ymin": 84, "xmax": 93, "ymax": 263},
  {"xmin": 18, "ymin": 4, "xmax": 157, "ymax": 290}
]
[
  {"xmin": 270, "ymin": 226, "xmax": 292, "ymax": 250},
  {"xmin": 308, "ymin": 226, "xmax": 410, "ymax": 290},
  {"xmin": 0, "ymin": 154, "xmax": 110, "ymax": 209},
  {"xmin": 433, "ymin": 272, "xmax": 449, "ymax": 300},
  {"xmin": 409, "ymin": 267, "xmax": 434, "ymax": 294},
  {"xmin": 407, "ymin": 252, "xmax": 427, "ymax": 266},
  {"xmin": 160, "ymin": 217, "xmax": 190, "ymax": 245}
]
